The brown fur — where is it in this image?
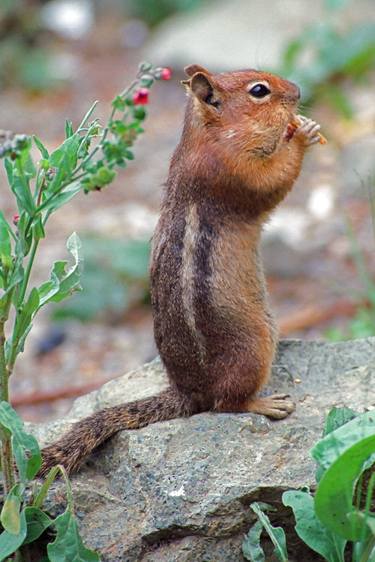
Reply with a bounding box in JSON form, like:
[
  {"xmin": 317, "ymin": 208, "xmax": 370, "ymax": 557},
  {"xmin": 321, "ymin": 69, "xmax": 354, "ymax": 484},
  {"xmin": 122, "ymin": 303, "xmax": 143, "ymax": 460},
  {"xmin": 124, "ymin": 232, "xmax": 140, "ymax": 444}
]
[{"xmin": 40, "ymin": 66, "xmax": 315, "ymax": 475}]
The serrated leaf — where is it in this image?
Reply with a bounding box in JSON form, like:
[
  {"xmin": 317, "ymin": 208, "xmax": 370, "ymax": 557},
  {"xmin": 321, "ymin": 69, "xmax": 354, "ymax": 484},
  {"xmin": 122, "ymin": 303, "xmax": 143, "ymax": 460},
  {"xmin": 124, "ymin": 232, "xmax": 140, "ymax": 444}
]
[
  {"xmin": 250, "ymin": 503, "xmax": 288, "ymax": 562},
  {"xmin": 38, "ymin": 232, "xmax": 83, "ymax": 307},
  {"xmin": 0, "ymin": 508, "xmax": 26, "ymax": 561},
  {"xmin": 283, "ymin": 490, "xmax": 346, "ymax": 562},
  {"xmin": 33, "ymin": 135, "xmax": 49, "ymax": 159},
  {"xmin": 242, "ymin": 520, "xmax": 265, "ymax": 562},
  {"xmin": 0, "ymin": 401, "xmax": 41, "ymax": 482},
  {"xmin": 47, "ymin": 510, "xmax": 100, "ymax": 562},
  {"xmin": 1, "ymin": 485, "xmax": 23, "ymax": 535},
  {"xmin": 24, "ymin": 507, "xmax": 52, "ymax": 545}
]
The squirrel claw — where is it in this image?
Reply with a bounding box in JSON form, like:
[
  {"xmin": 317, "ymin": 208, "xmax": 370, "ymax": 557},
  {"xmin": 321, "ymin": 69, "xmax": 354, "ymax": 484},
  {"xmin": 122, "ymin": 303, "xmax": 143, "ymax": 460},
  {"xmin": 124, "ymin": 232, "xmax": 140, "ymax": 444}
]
[
  {"xmin": 293, "ymin": 115, "xmax": 324, "ymax": 146},
  {"xmin": 247, "ymin": 394, "xmax": 295, "ymax": 420}
]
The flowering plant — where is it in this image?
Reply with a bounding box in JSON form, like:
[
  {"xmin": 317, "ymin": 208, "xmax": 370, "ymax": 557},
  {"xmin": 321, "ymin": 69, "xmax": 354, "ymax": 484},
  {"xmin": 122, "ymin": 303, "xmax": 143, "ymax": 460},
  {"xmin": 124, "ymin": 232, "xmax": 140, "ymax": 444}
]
[{"xmin": 0, "ymin": 62, "xmax": 170, "ymax": 561}]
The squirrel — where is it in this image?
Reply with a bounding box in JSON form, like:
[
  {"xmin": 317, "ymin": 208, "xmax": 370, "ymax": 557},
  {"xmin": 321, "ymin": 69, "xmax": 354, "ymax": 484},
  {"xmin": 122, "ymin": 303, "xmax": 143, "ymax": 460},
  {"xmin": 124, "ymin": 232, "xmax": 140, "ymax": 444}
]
[{"xmin": 40, "ymin": 65, "xmax": 324, "ymax": 475}]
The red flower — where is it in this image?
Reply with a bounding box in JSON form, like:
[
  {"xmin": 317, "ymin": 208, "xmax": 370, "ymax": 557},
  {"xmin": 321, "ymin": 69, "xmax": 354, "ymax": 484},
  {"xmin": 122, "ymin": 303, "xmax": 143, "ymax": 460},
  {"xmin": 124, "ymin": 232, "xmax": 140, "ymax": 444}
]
[
  {"xmin": 160, "ymin": 67, "xmax": 172, "ymax": 80},
  {"xmin": 133, "ymin": 88, "xmax": 149, "ymax": 105}
]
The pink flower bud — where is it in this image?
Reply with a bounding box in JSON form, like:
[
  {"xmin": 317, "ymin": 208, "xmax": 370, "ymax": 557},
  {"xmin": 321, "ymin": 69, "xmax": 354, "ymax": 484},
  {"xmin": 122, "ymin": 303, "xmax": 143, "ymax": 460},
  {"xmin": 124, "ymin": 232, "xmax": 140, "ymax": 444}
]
[
  {"xmin": 133, "ymin": 88, "xmax": 149, "ymax": 105},
  {"xmin": 13, "ymin": 214, "xmax": 19, "ymax": 225},
  {"xmin": 160, "ymin": 67, "xmax": 172, "ymax": 80}
]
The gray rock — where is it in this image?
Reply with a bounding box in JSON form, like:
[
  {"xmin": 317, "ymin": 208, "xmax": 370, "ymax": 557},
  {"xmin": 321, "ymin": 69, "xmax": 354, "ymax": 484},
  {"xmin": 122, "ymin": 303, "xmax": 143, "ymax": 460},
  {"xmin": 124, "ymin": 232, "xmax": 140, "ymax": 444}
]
[{"xmin": 33, "ymin": 338, "xmax": 375, "ymax": 561}]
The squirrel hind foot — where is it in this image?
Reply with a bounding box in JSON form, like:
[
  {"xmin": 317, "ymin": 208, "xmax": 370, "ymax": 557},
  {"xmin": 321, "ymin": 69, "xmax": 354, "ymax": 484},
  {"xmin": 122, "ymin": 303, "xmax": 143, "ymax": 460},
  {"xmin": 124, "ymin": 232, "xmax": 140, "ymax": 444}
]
[{"xmin": 246, "ymin": 394, "xmax": 295, "ymax": 420}]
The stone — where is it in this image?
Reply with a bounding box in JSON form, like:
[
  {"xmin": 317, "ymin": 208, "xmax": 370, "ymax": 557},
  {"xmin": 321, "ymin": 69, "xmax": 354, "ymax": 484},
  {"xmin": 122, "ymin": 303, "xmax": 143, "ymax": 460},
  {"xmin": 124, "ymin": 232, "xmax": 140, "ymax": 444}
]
[{"xmin": 32, "ymin": 338, "xmax": 375, "ymax": 561}]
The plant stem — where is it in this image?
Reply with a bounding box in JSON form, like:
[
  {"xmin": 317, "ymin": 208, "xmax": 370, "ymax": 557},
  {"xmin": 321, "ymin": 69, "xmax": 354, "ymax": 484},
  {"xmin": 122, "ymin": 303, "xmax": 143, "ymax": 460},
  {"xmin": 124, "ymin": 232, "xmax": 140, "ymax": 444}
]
[
  {"xmin": 33, "ymin": 464, "xmax": 74, "ymax": 511},
  {"xmin": 17, "ymin": 238, "xmax": 39, "ymax": 307},
  {"xmin": 7, "ymin": 237, "xmax": 40, "ymax": 373},
  {"xmin": 0, "ymin": 317, "xmax": 15, "ymax": 494},
  {"xmin": 358, "ymin": 536, "xmax": 375, "ymax": 562}
]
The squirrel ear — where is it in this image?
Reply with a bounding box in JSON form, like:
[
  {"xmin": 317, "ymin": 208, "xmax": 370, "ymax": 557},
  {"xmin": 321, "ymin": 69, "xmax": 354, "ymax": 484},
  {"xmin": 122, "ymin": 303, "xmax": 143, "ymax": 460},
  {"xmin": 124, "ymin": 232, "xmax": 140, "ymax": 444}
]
[
  {"xmin": 187, "ymin": 72, "xmax": 221, "ymax": 109},
  {"xmin": 184, "ymin": 64, "xmax": 210, "ymax": 77}
]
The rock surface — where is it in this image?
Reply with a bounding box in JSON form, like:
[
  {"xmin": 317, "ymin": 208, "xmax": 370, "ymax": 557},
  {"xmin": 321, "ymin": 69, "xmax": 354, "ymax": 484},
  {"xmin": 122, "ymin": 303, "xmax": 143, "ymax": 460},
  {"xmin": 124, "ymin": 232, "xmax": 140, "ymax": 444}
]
[{"xmin": 33, "ymin": 338, "xmax": 375, "ymax": 561}]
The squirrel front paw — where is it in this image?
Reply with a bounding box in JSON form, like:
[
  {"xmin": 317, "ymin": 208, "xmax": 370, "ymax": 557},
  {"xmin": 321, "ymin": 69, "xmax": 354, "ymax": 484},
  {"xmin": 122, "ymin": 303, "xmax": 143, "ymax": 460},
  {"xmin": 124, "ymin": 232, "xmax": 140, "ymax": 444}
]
[{"xmin": 293, "ymin": 115, "xmax": 324, "ymax": 146}]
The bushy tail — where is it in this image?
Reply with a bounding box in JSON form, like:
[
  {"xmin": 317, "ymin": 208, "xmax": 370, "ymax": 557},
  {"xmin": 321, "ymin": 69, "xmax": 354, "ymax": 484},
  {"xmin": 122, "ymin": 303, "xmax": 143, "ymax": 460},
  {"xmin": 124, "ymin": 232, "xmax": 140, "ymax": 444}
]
[{"xmin": 39, "ymin": 388, "xmax": 190, "ymax": 475}]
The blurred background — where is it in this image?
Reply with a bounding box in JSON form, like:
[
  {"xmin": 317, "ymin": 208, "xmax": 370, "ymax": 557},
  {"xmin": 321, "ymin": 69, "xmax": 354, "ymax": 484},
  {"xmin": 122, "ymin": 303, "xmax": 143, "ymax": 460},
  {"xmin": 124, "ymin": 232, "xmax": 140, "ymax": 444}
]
[{"xmin": 0, "ymin": 0, "xmax": 374, "ymax": 422}]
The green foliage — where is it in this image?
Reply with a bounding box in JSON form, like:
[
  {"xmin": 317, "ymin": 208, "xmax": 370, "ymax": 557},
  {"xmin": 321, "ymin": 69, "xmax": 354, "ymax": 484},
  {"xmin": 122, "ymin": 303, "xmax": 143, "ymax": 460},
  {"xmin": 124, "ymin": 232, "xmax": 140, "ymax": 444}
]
[
  {"xmin": 243, "ymin": 407, "xmax": 375, "ymax": 562},
  {"xmin": 325, "ymin": 209, "xmax": 375, "ymax": 341},
  {"xmin": 278, "ymin": 0, "xmax": 375, "ymax": 116},
  {"xmin": 0, "ymin": 402, "xmax": 41, "ymax": 483},
  {"xmin": 0, "ymin": 61, "xmax": 166, "ymax": 560},
  {"xmin": 243, "ymin": 503, "xmax": 288, "ymax": 562},
  {"xmin": 0, "ymin": 3, "xmax": 57, "ymax": 91},
  {"xmin": 47, "ymin": 510, "xmax": 99, "ymax": 562},
  {"xmin": 123, "ymin": 0, "xmax": 204, "ymax": 27},
  {"xmin": 54, "ymin": 237, "xmax": 150, "ymax": 321},
  {"xmin": 0, "ymin": 403, "xmax": 99, "ymax": 561}
]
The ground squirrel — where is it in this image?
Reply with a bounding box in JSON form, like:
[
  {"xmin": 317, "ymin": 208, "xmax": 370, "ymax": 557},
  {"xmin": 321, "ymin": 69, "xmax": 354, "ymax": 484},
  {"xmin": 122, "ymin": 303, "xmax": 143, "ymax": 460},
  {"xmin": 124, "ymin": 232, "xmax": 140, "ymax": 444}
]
[{"xmin": 40, "ymin": 65, "xmax": 323, "ymax": 475}]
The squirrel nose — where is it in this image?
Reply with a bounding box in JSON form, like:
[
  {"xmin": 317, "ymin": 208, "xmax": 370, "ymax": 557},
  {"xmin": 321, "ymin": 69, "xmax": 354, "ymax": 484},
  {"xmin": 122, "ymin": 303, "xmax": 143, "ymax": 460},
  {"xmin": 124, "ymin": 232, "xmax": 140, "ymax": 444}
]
[{"xmin": 283, "ymin": 83, "xmax": 300, "ymax": 103}]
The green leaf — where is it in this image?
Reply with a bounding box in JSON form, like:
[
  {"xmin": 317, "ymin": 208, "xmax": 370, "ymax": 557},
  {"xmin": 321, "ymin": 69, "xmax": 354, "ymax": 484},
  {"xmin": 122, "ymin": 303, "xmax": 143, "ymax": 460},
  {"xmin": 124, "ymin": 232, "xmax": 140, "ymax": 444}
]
[
  {"xmin": 111, "ymin": 95, "xmax": 126, "ymax": 111},
  {"xmin": 49, "ymin": 134, "xmax": 80, "ymax": 174},
  {"xmin": 24, "ymin": 507, "xmax": 52, "ymax": 545},
  {"xmin": 0, "ymin": 508, "xmax": 26, "ymax": 561},
  {"xmin": 15, "ymin": 212, "xmax": 33, "ymax": 257},
  {"xmin": 0, "ymin": 212, "xmax": 12, "ymax": 268},
  {"xmin": 41, "ymin": 182, "xmax": 81, "ymax": 214},
  {"xmin": 32, "ymin": 215, "xmax": 45, "ymax": 241},
  {"xmin": 242, "ymin": 520, "xmax": 265, "ymax": 562},
  {"xmin": 38, "ymin": 232, "xmax": 83, "ymax": 307},
  {"xmin": 311, "ymin": 410, "xmax": 375, "ymax": 473},
  {"xmin": 365, "ymin": 515, "xmax": 375, "ymax": 536},
  {"xmin": 33, "ymin": 136, "xmax": 49, "ymax": 159},
  {"xmin": 4, "ymin": 158, "xmax": 13, "ymax": 185},
  {"xmin": 283, "ymin": 490, "xmax": 346, "ymax": 562},
  {"xmin": 315, "ymin": 407, "xmax": 361, "ymax": 482},
  {"xmin": 47, "ymin": 510, "xmax": 100, "ymax": 562},
  {"xmin": 65, "ymin": 120, "xmax": 74, "ymax": 139},
  {"xmin": 12, "ymin": 287, "xmax": 40, "ymax": 356},
  {"xmin": 10, "ymin": 159, "xmax": 36, "ymax": 216},
  {"xmin": 49, "ymin": 135, "xmax": 78, "ymax": 168},
  {"xmin": 250, "ymin": 503, "xmax": 288, "ymax": 562},
  {"xmin": 1, "ymin": 484, "xmax": 23, "ymax": 535},
  {"xmin": 315, "ymin": 434, "xmax": 375, "ymax": 541},
  {"xmin": 46, "ymin": 134, "xmax": 80, "ymax": 195},
  {"xmin": 0, "ymin": 401, "xmax": 41, "ymax": 483},
  {"xmin": 323, "ymin": 407, "xmax": 359, "ymax": 437}
]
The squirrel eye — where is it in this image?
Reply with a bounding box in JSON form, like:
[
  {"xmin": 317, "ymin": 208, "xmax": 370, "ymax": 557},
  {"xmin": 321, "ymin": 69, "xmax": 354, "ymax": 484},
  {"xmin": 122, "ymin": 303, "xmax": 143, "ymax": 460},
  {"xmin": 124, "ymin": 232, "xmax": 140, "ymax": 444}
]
[{"xmin": 249, "ymin": 83, "xmax": 270, "ymax": 98}]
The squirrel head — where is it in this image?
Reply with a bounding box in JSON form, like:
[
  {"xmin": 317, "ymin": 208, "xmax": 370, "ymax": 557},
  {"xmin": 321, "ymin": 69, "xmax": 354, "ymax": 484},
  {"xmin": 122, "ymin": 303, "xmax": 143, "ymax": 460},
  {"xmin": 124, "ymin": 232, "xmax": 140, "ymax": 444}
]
[{"xmin": 181, "ymin": 65, "xmax": 300, "ymax": 160}]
